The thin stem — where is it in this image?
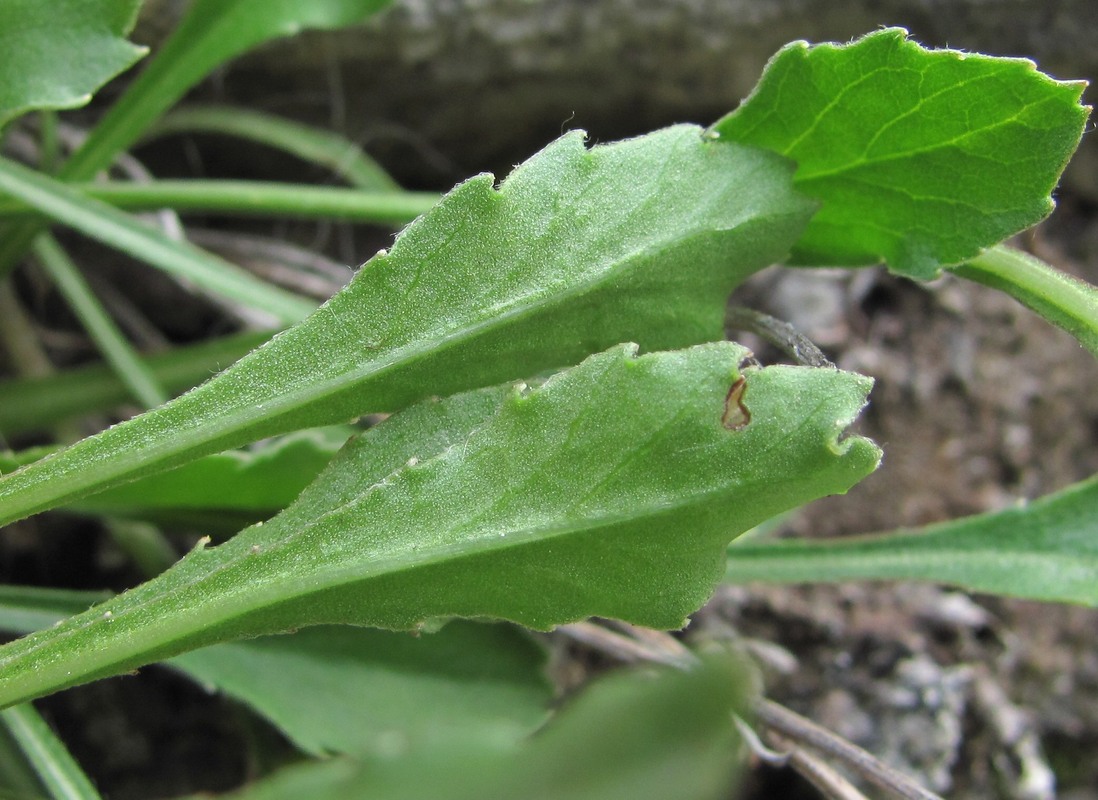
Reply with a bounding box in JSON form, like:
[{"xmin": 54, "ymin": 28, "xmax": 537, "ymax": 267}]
[
  {"xmin": 0, "ymin": 704, "xmax": 102, "ymax": 800},
  {"xmin": 0, "ymin": 281, "xmax": 53, "ymax": 380},
  {"xmin": 952, "ymin": 243, "xmax": 1098, "ymax": 358},
  {"xmin": 103, "ymin": 518, "xmax": 178, "ymax": 578},
  {"xmin": 0, "ymin": 330, "xmax": 270, "ymax": 435},
  {"xmin": 725, "ymin": 306, "xmax": 834, "ymax": 367},
  {"xmin": 753, "ymin": 699, "xmax": 944, "ymax": 800},
  {"xmin": 38, "ymin": 112, "xmax": 59, "ymax": 175},
  {"xmin": 0, "ymin": 157, "xmax": 315, "ymax": 325},
  {"xmin": 0, "ymin": 180, "xmax": 440, "ymax": 226},
  {"xmin": 557, "ymin": 622, "xmax": 678, "ymax": 665},
  {"xmin": 33, "ymin": 235, "xmax": 169, "ymax": 408},
  {"xmin": 145, "ymin": 105, "xmax": 400, "ymax": 192},
  {"xmin": 762, "ymin": 728, "xmax": 872, "ymax": 800}
]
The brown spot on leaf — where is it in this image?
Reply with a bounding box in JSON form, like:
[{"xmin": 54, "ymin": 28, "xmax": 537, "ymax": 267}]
[{"xmin": 723, "ymin": 376, "xmax": 750, "ymax": 430}]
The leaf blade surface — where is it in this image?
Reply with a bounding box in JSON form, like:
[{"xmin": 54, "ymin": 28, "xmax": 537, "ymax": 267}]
[
  {"xmin": 711, "ymin": 28, "xmax": 1089, "ymax": 278},
  {"xmin": 0, "ymin": 0, "xmax": 145, "ymax": 128}
]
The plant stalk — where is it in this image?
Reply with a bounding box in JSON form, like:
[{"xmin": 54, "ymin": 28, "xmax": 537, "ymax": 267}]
[{"xmin": 952, "ymin": 243, "xmax": 1098, "ymax": 358}]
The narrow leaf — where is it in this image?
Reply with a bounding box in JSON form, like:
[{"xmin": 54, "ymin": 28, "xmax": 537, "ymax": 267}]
[
  {"xmin": 0, "ymin": 586, "xmax": 110, "ymax": 640},
  {"xmin": 34, "ymin": 234, "xmax": 168, "ymax": 408},
  {"xmin": 0, "ymin": 342, "xmax": 879, "ymax": 707},
  {"xmin": 726, "ymin": 476, "xmax": 1098, "ymax": 605},
  {"xmin": 0, "ymin": 156, "xmax": 316, "ymax": 325},
  {"xmin": 711, "ymin": 28, "xmax": 1089, "ymax": 278},
  {"xmin": 0, "ymin": 0, "xmax": 396, "ymax": 283},
  {"xmin": 0, "ymin": 180, "xmax": 439, "ymax": 226},
  {"xmin": 0, "ymin": 720, "xmax": 48, "ymax": 800},
  {"xmin": 0, "ymin": 0, "xmax": 146, "ymax": 128},
  {"xmin": 0, "ymin": 125, "xmax": 813, "ymax": 526},
  {"xmin": 203, "ymin": 654, "xmax": 746, "ymax": 800}
]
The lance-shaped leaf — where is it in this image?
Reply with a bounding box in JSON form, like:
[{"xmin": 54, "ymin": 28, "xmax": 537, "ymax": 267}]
[
  {"xmin": 711, "ymin": 28, "xmax": 1089, "ymax": 279},
  {"xmin": 0, "ymin": 342, "xmax": 879, "ymax": 708},
  {"xmin": 0, "ymin": 125, "xmax": 814, "ymax": 525},
  {"xmin": 726, "ymin": 475, "xmax": 1098, "ymax": 606},
  {"xmin": 1, "ymin": 429, "xmax": 350, "ymax": 529},
  {"xmin": 0, "ymin": 0, "xmax": 146, "ymax": 129}
]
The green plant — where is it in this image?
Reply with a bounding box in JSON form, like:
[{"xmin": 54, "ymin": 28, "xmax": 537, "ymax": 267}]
[{"xmin": 0, "ymin": 5, "xmax": 1094, "ymax": 798}]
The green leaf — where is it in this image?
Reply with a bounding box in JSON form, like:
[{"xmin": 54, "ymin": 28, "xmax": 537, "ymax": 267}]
[
  {"xmin": 0, "ymin": 0, "xmax": 396, "ymax": 285},
  {"xmin": 0, "ymin": 0, "xmax": 146, "ymax": 129},
  {"xmin": 0, "ymin": 719, "xmax": 49, "ymax": 800},
  {"xmin": 726, "ymin": 476, "xmax": 1098, "ymax": 605},
  {"xmin": 202, "ymin": 654, "xmax": 746, "ymax": 800},
  {"xmin": 0, "ymin": 125, "xmax": 814, "ymax": 526},
  {"xmin": 711, "ymin": 28, "xmax": 1089, "ymax": 279},
  {"xmin": 0, "ymin": 342, "xmax": 879, "ymax": 707},
  {"xmin": 169, "ymin": 623, "xmax": 551, "ymax": 755},
  {"xmin": 0, "ymin": 156, "xmax": 317, "ymax": 325},
  {"xmin": 0, "ymin": 180, "xmax": 439, "ymax": 226},
  {"xmin": 33, "ymin": 234, "xmax": 168, "ymax": 409}
]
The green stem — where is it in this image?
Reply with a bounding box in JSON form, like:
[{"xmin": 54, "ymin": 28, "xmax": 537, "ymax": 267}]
[
  {"xmin": 0, "ymin": 330, "xmax": 271, "ymax": 435},
  {"xmin": 0, "ymin": 282, "xmax": 85, "ymax": 444},
  {"xmin": 0, "ymin": 704, "xmax": 102, "ymax": 800},
  {"xmin": 0, "ymin": 157, "xmax": 315, "ymax": 325},
  {"xmin": 952, "ymin": 243, "xmax": 1098, "ymax": 358},
  {"xmin": 146, "ymin": 105, "xmax": 400, "ymax": 191},
  {"xmin": 0, "ymin": 180, "xmax": 439, "ymax": 226},
  {"xmin": 33, "ymin": 235, "xmax": 169, "ymax": 409},
  {"xmin": 0, "ymin": 281, "xmax": 53, "ymax": 380},
  {"xmin": 38, "ymin": 111, "xmax": 59, "ymax": 175}
]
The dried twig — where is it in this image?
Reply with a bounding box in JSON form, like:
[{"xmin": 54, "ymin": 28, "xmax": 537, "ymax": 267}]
[
  {"xmin": 763, "ymin": 728, "xmax": 873, "ymax": 800},
  {"xmin": 754, "ymin": 699, "xmax": 945, "ymax": 800},
  {"xmin": 556, "ymin": 622, "xmax": 684, "ymax": 666},
  {"xmin": 726, "ymin": 305, "xmax": 834, "ymax": 367}
]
